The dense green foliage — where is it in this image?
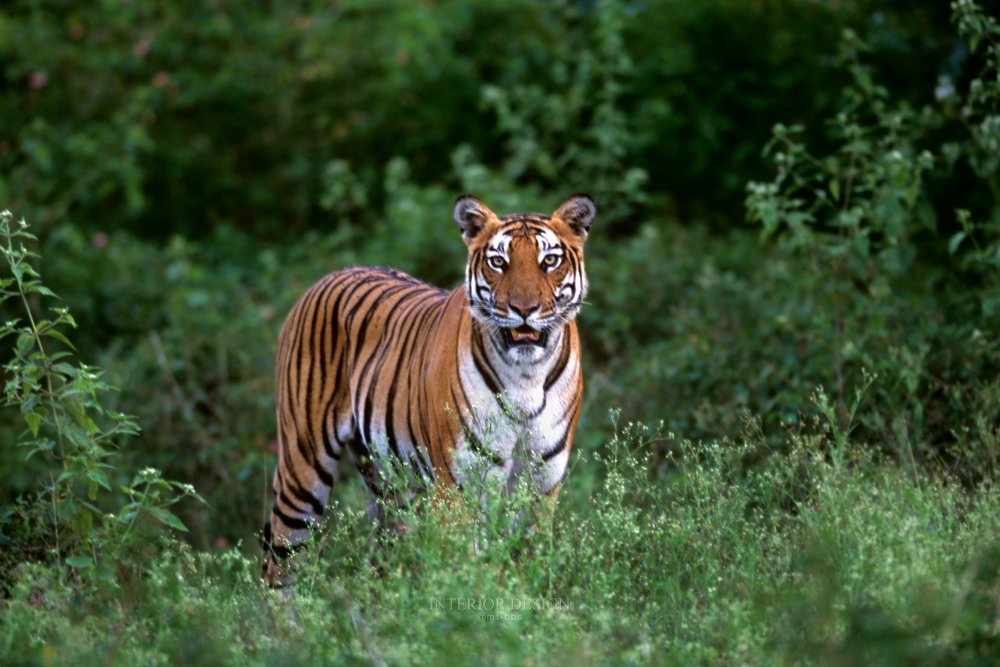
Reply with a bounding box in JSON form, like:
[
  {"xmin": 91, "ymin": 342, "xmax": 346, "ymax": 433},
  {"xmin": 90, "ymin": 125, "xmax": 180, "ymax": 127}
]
[
  {"xmin": 1, "ymin": 0, "xmax": 999, "ymax": 664},
  {"xmin": 0, "ymin": 0, "xmax": 976, "ymax": 236}
]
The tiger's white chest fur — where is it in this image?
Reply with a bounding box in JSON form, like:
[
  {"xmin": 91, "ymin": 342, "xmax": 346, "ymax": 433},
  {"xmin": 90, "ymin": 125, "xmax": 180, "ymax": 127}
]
[{"xmin": 452, "ymin": 327, "xmax": 578, "ymax": 495}]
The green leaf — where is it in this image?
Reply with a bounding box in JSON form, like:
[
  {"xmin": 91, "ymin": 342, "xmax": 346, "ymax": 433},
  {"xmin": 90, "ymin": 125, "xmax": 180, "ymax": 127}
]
[
  {"xmin": 43, "ymin": 328, "xmax": 77, "ymax": 350},
  {"xmin": 15, "ymin": 333, "xmax": 34, "ymax": 357},
  {"xmin": 83, "ymin": 416, "xmax": 99, "ymax": 434},
  {"xmin": 52, "ymin": 362, "xmax": 76, "ymax": 375},
  {"xmin": 65, "ymin": 555, "xmax": 94, "ymax": 569},
  {"xmin": 20, "ymin": 394, "xmax": 39, "ymax": 414},
  {"xmin": 24, "ymin": 411, "xmax": 42, "ymax": 437},
  {"xmin": 23, "ymin": 441, "xmax": 54, "ymax": 461},
  {"xmin": 0, "ymin": 325, "xmax": 20, "ymax": 340},
  {"xmin": 150, "ymin": 507, "xmax": 188, "ymax": 532},
  {"xmin": 949, "ymin": 231, "xmax": 966, "ymax": 255},
  {"xmin": 88, "ymin": 469, "xmax": 112, "ymax": 491},
  {"xmin": 66, "ymin": 401, "xmax": 98, "ymax": 433}
]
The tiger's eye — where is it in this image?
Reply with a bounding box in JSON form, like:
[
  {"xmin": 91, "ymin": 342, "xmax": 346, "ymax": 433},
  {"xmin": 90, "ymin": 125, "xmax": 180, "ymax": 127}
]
[
  {"xmin": 542, "ymin": 254, "xmax": 561, "ymax": 269},
  {"xmin": 488, "ymin": 256, "xmax": 506, "ymax": 270}
]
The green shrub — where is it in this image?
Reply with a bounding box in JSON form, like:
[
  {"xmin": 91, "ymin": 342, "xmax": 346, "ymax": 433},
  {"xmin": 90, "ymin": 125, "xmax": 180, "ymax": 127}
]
[
  {"xmin": 1, "ymin": 0, "xmax": 954, "ymax": 238},
  {"xmin": 741, "ymin": 3, "xmax": 1000, "ymax": 477},
  {"xmin": 0, "ymin": 211, "xmax": 202, "ymax": 585}
]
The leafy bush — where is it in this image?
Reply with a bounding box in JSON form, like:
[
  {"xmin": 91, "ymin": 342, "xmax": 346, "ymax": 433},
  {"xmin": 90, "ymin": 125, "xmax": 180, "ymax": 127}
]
[
  {"xmin": 1, "ymin": 0, "xmax": 957, "ymax": 238},
  {"xmin": 741, "ymin": 3, "xmax": 1000, "ymax": 477},
  {"xmin": 0, "ymin": 211, "xmax": 201, "ymax": 585}
]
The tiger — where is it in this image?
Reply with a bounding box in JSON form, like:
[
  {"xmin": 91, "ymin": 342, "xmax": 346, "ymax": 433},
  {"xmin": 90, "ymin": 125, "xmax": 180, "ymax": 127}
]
[{"xmin": 261, "ymin": 194, "xmax": 595, "ymax": 586}]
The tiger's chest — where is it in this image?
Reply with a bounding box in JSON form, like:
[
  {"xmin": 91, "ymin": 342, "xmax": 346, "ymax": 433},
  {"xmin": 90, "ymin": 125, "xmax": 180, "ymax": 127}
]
[
  {"xmin": 450, "ymin": 340, "xmax": 580, "ymax": 495},
  {"xmin": 352, "ymin": 315, "xmax": 580, "ymax": 497}
]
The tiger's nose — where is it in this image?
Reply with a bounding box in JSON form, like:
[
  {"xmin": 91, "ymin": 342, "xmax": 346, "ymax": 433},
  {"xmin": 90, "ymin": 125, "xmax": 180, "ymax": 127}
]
[{"xmin": 509, "ymin": 300, "xmax": 540, "ymax": 319}]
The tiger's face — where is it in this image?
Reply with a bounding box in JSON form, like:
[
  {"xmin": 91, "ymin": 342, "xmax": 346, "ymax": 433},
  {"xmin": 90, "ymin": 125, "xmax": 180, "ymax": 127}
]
[{"xmin": 453, "ymin": 195, "xmax": 595, "ymax": 362}]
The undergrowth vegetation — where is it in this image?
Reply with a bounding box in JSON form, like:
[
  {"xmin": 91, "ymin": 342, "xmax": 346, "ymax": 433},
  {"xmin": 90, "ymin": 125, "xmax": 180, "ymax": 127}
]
[
  {"xmin": 2, "ymin": 414, "xmax": 998, "ymax": 665},
  {"xmin": 1, "ymin": 0, "xmax": 999, "ymax": 664}
]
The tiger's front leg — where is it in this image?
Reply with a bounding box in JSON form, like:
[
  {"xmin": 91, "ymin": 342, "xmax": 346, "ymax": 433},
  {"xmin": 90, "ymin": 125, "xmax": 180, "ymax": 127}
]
[{"xmin": 521, "ymin": 431, "xmax": 573, "ymax": 538}]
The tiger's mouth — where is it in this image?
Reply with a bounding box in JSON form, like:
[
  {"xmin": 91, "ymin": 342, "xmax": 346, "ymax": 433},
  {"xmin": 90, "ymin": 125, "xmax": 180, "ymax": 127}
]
[{"xmin": 502, "ymin": 324, "xmax": 547, "ymax": 348}]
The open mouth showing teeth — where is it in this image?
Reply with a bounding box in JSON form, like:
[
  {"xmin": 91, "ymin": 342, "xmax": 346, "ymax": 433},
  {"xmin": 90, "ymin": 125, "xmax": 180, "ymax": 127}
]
[{"xmin": 503, "ymin": 325, "xmax": 547, "ymax": 348}]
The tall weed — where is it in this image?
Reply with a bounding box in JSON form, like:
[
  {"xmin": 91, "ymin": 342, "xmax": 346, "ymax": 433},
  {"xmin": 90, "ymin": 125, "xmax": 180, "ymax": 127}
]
[{"xmin": 0, "ymin": 211, "xmax": 201, "ymax": 584}]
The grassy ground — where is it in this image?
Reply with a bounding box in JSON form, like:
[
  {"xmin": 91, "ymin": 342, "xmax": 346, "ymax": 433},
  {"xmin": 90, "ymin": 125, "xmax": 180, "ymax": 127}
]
[{"xmin": 2, "ymin": 415, "xmax": 998, "ymax": 666}]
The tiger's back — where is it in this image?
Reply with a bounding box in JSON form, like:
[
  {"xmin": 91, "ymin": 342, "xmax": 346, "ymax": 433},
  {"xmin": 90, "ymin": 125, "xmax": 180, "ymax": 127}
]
[
  {"xmin": 263, "ymin": 195, "xmax": 595, "ymax": 586},
  {"xmin": 274, "ymin": 267, "xmax": 446, "ymax": 510}
]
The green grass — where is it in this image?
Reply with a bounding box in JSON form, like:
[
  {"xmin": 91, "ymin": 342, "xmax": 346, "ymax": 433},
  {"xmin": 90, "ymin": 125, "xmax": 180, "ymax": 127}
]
[{"xmin": 2, "ymin": 416, "xmax": 998, "ymax": 666}]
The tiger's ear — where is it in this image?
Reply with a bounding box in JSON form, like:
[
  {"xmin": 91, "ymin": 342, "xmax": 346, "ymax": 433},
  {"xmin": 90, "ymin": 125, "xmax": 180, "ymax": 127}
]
[
  {"xmin": 552, "ymin": 194, "xmax": 596, "ymax": 239},
  {"xmin": 453, "ymin": 195, "xmax": 498, "ymax": 244}
]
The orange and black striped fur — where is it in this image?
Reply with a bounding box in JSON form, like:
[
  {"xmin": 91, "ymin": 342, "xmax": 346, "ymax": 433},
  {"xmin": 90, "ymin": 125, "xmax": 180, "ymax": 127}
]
[{"xmin": 261, "ymin": 195, "xmax": 595, "ymax": 585}]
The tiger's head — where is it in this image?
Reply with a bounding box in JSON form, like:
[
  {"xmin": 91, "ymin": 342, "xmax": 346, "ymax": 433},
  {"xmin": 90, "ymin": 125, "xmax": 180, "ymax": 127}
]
[{"xmin": 453, "ymin": 194, "xmax": 595, "ymax": 362}]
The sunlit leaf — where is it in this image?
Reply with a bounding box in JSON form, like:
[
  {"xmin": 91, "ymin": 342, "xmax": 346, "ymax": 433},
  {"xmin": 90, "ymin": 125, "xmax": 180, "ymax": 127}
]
[{"xmin": 65, "ymin": 555, "xmax": 94, "ymax": 569}]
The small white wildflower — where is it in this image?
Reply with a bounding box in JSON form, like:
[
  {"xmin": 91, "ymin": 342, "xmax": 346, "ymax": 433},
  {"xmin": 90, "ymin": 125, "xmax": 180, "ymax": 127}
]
[{"xmin": 934, "ymin": 77, "xmax": 954, "ymax": 101}]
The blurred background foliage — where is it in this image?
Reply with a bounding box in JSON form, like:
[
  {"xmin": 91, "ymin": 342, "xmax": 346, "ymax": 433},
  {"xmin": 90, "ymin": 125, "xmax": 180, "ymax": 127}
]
[
  {"xmin": 2, "ymin": 0, "xmax": 977, "ymax": 239},
  {"xmin": 0, "ymin": 0, "xmax": 997, "ymax": 556}
]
